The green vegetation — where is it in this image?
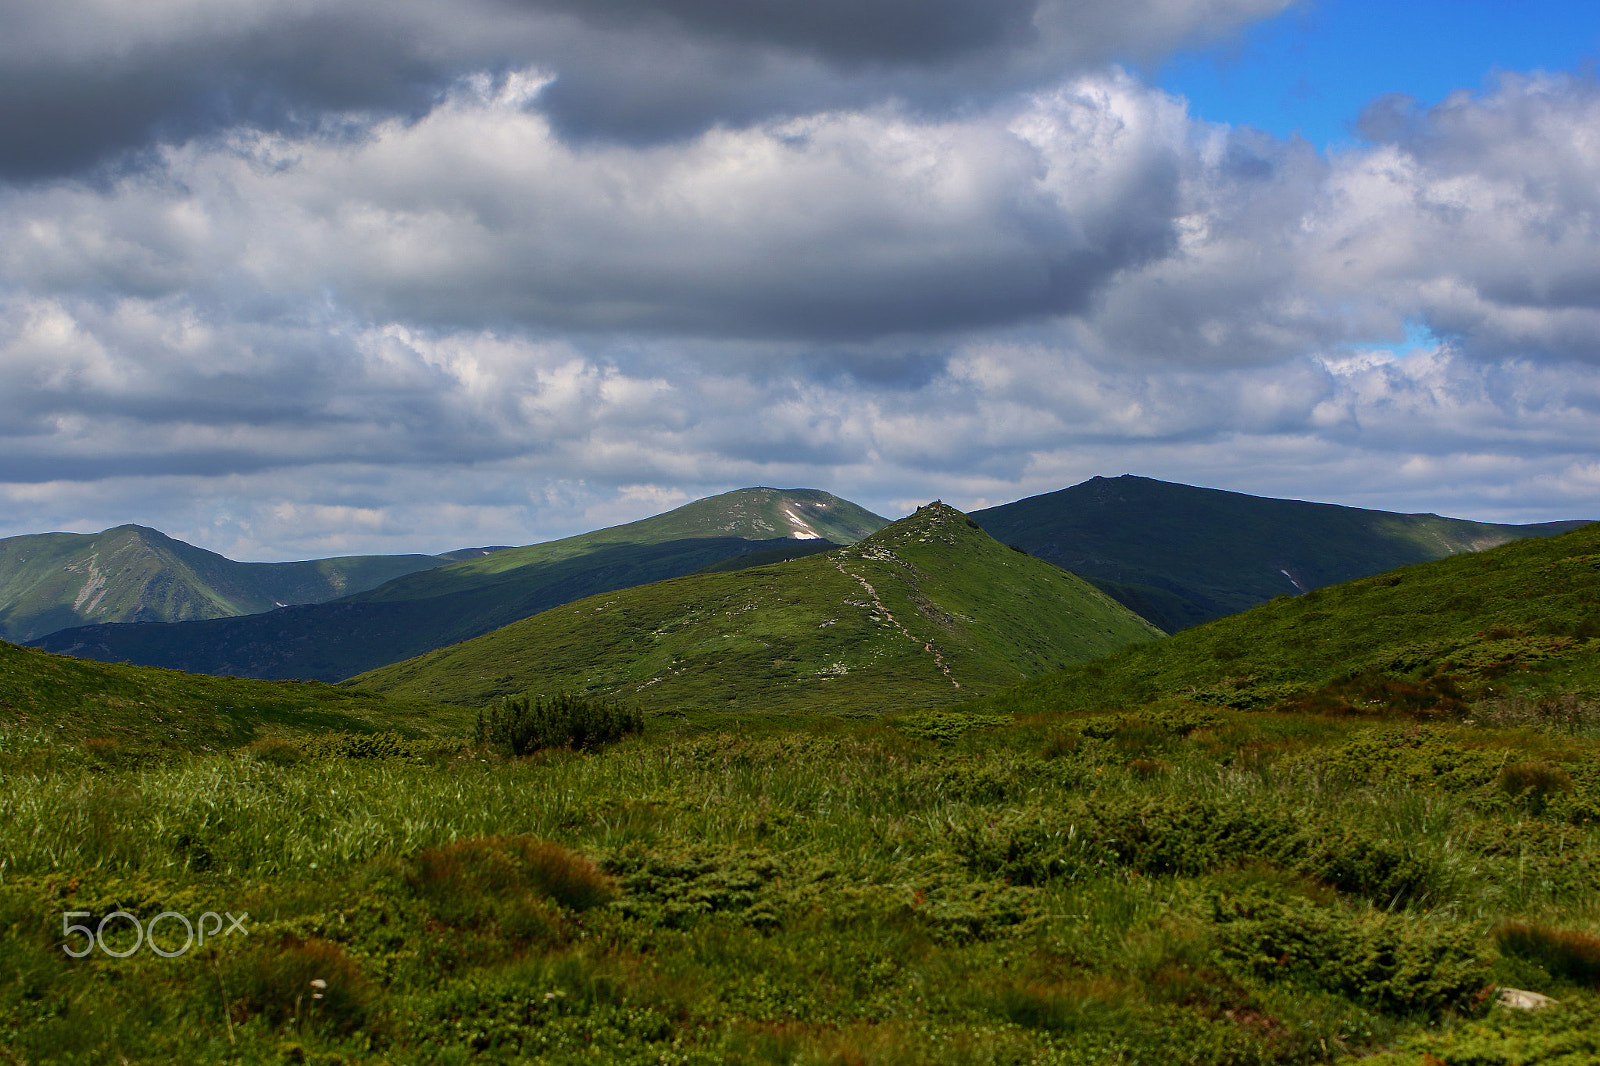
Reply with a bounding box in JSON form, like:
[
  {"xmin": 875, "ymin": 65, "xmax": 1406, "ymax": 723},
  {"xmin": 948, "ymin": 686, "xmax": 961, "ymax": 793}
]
[
  {"xmin": 0, "ymin": 637, "xmax": 472, "ymax": 752},
  {"xmin": 971, "ymin": 474, "xmax": 1590, "ymax": 631},
  {"xmin": 351, "ymin": 503, "xmax": 1164, "ymax": 713},
  {"xmin": 1, "ymin": 694, "xmax": 1597, "ymax": 1062},
  {"xmin": 31, "ymin": 488, "xmax": 887, "ymax": 683},
  {"xmin": 0, "ymin": 524, "xmax": 477, "ymax": 643},
  {"xmin": 475, "ymin": 693, "xmax": 645, "ymax": 755},
  {"xmin": 2, "ymin": 500, "xmax": 1598, "ymax": 1063},
  {"xmin": 973, "ymin": 519, "xmax": 1600, "ymax": 722}
]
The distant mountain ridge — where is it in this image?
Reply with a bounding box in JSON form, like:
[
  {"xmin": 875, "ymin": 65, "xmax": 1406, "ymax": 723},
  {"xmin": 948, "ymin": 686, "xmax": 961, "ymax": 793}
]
[
  {"xmin": 350, "ymin": 502, "xmax": 1164, "ymax": 713},
  {"xmin": 970, "ymin": 475, "xmax": 1591, "ymax": 632},
  {"xmin": 0, "ymin": 524, "xmax": 505, "ymax": 644},
  {"xmin": 31, "ymin": 488, "xmax": 889, "ymax": 681}
]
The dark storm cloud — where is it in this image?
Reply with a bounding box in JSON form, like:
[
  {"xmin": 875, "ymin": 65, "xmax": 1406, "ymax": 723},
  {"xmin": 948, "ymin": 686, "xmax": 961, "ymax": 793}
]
[
  {"xmin": 528, "ymin": 0, "xmax": 1041, "ymax": 64},
  {"xmin": 0, "ymin": 5, "xmax": 454, "ymax": 180},
  {"xmin": 0, "ymin": 0, "xmax": 1289, "ymax": 179}
]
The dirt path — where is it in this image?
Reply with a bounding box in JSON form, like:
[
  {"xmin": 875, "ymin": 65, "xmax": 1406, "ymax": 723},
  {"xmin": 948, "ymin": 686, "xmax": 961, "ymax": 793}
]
[{"xmin": 835, "ymin": 558, "xmax": 959, "ymax": 689}]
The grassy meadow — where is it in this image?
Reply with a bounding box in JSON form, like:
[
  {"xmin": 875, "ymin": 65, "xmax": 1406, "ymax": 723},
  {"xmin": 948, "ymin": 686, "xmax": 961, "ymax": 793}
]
[{"xmin": 1, "ymin": 524, "xmax": 1599, "ymax": 1063}]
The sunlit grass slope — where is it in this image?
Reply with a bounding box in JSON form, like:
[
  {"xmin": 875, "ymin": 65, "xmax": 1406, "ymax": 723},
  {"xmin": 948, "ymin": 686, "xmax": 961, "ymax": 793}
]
[
  {"xmin": 0, "ymin": 638, "xmax": 470, "ymax": 751},
  {"xmin": 973, "ymin": 519, "xmax": 1600, "ymax": 719},
  {"xmin": 30, "ymin": 488, "xmax": 886, "ymax": 683},
  {"xmin": 352, "ymin": 503, "xmax": 1164, "ymax": 712}
]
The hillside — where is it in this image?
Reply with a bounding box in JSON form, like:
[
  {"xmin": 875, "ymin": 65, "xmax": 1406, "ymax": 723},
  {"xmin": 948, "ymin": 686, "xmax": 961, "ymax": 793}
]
[
  {"xmin": 973, "ymin": 517, "xmax": 1600, "ymax": 719},
  {"xmin": 0, "ymin": 638, "xmax": 470, "ymax": 750},
  {"xmin": 31, "ymin": 488, "xmax": 888, "ymax": 682},
  {"xmin": 352, "ymin": 502, "xmax": 1164, "ymax": 712},
  {"xmin": 6, "ymin": 516, "xmax": 1600, "ymax": 1064},
  {"xmin": 972, "ymin": 474, "xmax": 1590, "ymax": 631},
  {"xmin": 0, "ymin": 524, "xmax": 498, "ymax": 643}
]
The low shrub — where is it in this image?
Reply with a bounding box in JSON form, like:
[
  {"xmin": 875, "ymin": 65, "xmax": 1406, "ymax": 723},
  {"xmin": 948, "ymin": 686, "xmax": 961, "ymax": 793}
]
[
  {"xmin": 476, "ymin": 693, "xmax": 643, "ymax": 755},
  {"xmin": 407, "ymin": 835, "xmax": 615, "ymax": 924},
  {"xmin": 1495, "ymin": 921, "xmax": 1600, "ymax": 987},
  {"xmin": 1498, "ymin": 761, "xmax": 1575, "ymax": 814},
  {"xmin": 244, "ymin": 736, "xmax": 306, "ymax": 765},
  {"xmin": 953, "ymin": 796, "xmax": 1444, "ymax": 905},
  {"xmin": 223, "ymin": 936, "xmax": 377, "ymax": 1035},
  {"xmin": 1209, "ymin": 891, "xmax": 1491, "ymax": 1017}
]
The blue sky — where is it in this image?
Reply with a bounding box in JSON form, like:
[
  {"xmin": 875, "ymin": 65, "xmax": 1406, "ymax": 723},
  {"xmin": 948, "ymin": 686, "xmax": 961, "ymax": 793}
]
[
  {"xmin": 0, "ymin": 0, "xmax": 1597, "ymax": 557},
  {"xmin": 1161, "ymin": 0, "xmax": 1600, "ymax": 148}
]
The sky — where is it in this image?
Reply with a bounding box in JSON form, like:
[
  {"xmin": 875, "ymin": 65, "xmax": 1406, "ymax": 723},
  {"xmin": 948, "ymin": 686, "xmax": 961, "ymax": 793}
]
[{"xmin": 2, "ymin": 0, "xmax": 1598, "ymax": 560}]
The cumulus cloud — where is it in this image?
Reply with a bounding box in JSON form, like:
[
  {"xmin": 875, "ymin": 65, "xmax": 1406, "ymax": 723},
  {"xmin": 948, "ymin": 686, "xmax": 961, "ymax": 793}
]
[
  {"xmin": 2, "ymin": 21, "xmax": 1598, "ymax": 554},
  {"xmin": 0, "ymin": 70, "xmax": 1190, "ymax": 339}
]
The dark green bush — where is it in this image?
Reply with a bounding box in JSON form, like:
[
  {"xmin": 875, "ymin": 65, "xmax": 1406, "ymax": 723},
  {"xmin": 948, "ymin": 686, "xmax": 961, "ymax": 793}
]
[
  {"xmin": 1210, "ymin": 891, "xmax": 1490, "ymax": 1017},
  {"xmin": 476, "ymin": 693, "xmax": 643, "ymax": 755}
]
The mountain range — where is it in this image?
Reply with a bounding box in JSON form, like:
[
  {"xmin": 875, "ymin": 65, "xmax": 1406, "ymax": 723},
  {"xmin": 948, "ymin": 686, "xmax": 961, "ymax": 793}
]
[
  {"xmin": 29, "ymin": 488, "xmax": 886, "ymax": 681},
  {"xmin": 0, "ymin": 524, "xmax": 506, "ymax": 644},
  {"xmin": 17, "ymin": 476, "xmax": 1591, "ymax": 685}
]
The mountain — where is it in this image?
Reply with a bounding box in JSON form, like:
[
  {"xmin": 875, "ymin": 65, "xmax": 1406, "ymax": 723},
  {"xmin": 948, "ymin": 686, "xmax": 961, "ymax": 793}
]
[
  {"xmin": 0, "ymin": 524, "xmax": 504, "ymax": 644},
  {"xmin": 971, "ymin": 474, "xmax": 1591, "ymax": 632},
  {"xmin": 31, "ymin": 488, "xmax": 889, "ymax": 682},
  {"xmin": 974, "ymin": 517, "xmax": 1600, "ymax": 720},
  {"xmin": 350, "ymin": 502, "xmax": 1165, "ymax": 713}
]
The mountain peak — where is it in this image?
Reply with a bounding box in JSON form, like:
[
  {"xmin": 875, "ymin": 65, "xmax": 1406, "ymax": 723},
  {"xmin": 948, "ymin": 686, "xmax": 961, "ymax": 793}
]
[{"xmin": 851, "ymin": 500, "xmax": 977, "ymax": 554}]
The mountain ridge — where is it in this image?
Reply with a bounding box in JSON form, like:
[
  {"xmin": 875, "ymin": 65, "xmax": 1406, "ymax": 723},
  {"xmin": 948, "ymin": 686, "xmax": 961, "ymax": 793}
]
[
  {"xmin": 350, "ymin": 501, "xmax": 1164, "ymax": 713},
  {"xmin": 30, "ymin": 488, "xmax": 890, "ymax": 681},
  {"xmin": 971, "ymin": 474, "xmax": 1591, "ymax": 631},
  {"xmin": 0, "ymin": 523, "xmax": 504, "ymax": 644}
]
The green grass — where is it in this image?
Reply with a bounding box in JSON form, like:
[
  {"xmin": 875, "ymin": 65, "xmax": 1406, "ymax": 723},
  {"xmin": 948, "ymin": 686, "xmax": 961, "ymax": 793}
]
[
  {"xmin": 0, "ymin": 638, "xmax": 471, "ymax": 753},
  {"xmin": 350, "ymin": 503, "xmax": 1163, "ymax": 713},
  {"xmin": 0, "ymin": 699, "xmax": 1597, "ymax": 1063},
  {"xmin": 971, "ymin": 520, "xmax": 1600, "ymax": 723}
]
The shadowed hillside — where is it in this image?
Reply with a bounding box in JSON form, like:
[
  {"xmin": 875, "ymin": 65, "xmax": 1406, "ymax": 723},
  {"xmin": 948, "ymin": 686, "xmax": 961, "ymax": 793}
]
[{"xmin": 971, "ymin": 474, "xmax": 1590, "ymax": 632}]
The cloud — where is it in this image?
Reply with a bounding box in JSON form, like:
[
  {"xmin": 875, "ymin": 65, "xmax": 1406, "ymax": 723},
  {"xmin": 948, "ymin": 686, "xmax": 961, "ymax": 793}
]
[
  {"xmin": 0, "ymin": 70, "xmax": 1190, "ymax": 340},
  {"xmin": 0, "ymin": 0, "xmax": 1290, "ymax": 180},
  {"xmin": 2, "ymin": 44, "xmax": 1599, "ymax": 553}
]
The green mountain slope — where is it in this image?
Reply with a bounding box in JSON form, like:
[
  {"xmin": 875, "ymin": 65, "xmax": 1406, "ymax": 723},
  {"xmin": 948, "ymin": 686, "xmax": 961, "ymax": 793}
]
[
  {"xmin": 971, "ymin": 474, "xmax": 1590, "ymax": 631},
  {"xmin": 973, "ymin": 519, "xmax": 1600, "ymax": 719},
  {"xmin": 0, "ymin": 638, "xmax": 470, "ymax": 750},
  {"xmin": 0, "ymin": 524, "xmax": 499, "ymax": 643},
  {"xmin": 351, "ymin": 502, "xmax": 1165, "ymax": 713},
  {"xmin": 31, "ymin": 489, "xmax": 889, "ymax": 683}
]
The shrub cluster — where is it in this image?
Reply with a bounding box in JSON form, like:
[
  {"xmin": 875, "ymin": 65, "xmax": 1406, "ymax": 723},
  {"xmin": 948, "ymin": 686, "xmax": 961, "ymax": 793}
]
[
  {"xmin": 1209, "ymin": 890, "xmax": 1491, "ymax": 1017},
  {"xmin": 954, "ymin": 795, "xmax": 1441, "ymax": 905},
  {"xmin": 475, "ymin": 693, "xmax": 643, "ymax": 755}
]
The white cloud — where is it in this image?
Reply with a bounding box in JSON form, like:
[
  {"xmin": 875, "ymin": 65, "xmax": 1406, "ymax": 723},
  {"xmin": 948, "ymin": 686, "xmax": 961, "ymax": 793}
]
[{"xmin": 1, "ymin": 59, "xmax": 1598, "ymax": 552}]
